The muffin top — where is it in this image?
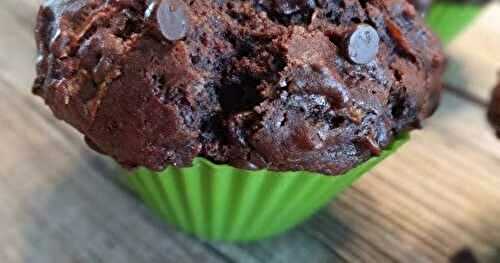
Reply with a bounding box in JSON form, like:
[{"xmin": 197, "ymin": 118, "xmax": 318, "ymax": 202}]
[
  {"xmin": 33, "ymin": 0, "xmax": 445, "ymax": 175},
  {"xmin": 488, "ymin": 77, "xmax": 500, "ymax": 138}
]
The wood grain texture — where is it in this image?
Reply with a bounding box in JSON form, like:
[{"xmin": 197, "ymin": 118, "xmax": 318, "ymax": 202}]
[
  {"xmin": 0, "ymin": 1, "xmax": 499, "ymax": 263},
  {"xmin": 445, "ymin": 2, "xmax": 500, "ymax": 104}
]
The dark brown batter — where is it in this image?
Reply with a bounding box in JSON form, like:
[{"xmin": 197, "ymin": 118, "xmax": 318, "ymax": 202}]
[{"xmin": 33, "ymin": 0, "xmax": 446, "ymax": 175}]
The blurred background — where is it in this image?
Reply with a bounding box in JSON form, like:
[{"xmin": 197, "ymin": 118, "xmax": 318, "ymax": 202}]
[{"xmin": 1, "ymin": 0, "xmax": 500, "ymax": 262}]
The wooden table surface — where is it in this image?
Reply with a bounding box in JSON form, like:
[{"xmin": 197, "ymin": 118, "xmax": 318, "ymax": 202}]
[{"xmin": 1, "ymin": 1, "xmax": 500, "ymax": 262}]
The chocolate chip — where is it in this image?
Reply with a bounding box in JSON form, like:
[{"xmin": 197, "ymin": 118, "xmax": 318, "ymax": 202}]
[
  {"xmin": 155, "ymin": 0, "xmax": 189, "ymax": 41},
  {"xmin": 450, "ymin": 248, "xmax": 479, "ymax": 263},
  {"xmin": 488, "ymin": 78, "xmax": 500, "ymax": 137},
  {"xmin": 347, "ymin": 24, "xmax": 380, "ymax": 64}
]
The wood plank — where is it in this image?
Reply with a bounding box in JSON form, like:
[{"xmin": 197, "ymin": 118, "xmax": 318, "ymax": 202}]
[
  {"xmin": 2, "ymin": 0, "xmax": 38, "ymax": 31},
  {"xmin": 445, "ymin": 2, "xmax": 500, "ymax": 103},
  {"xmin": 0, "ymin": 3, "xmax": 37, "ymax": 91}
]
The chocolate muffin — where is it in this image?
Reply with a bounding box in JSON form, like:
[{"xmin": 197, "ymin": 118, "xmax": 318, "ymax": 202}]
[
  {"xmin": 488, "ymin": 77, "xmax": 500, "ymax": 138},
  {"xmin": 33, "ymin": 0, "xmax": 446, "ymax": 175}
]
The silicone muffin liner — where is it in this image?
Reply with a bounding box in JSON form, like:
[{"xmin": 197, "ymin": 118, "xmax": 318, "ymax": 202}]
[
  {"xmin": 426, "ymin": 1, "xmax": 484, "ymax": 44},
  {"xmin": 120, "ymin": 133, "xmax": 409, "ymax": 242}
]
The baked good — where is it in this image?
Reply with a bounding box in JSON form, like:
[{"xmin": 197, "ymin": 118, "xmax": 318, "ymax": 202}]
[{"xmin": 33, "ymin": 0, "xmax": 446, "ymax": 175}]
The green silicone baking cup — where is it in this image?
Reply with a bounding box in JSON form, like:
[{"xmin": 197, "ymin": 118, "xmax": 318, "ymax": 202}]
[
  {"xmin": 426, "ymin": 1, "xmax": 484, "ymax": 44},
  {"xmin": 120, "ymin": 133, "xmax": 409, "ymax": 242},
  {"xmin": 115, "ymin": 1, "xmax": 481, "ymax": 242}
]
